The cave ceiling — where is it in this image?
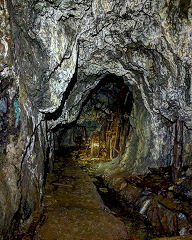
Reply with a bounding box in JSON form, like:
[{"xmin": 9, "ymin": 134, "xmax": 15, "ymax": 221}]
[{"xmin": 6, "ymin": 0, "xmax": 192, "ymax": 130}]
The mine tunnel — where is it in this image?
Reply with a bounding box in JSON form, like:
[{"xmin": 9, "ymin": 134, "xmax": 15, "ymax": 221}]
[
  {"xmin": 28, "ymin": 74, "xmax": 191, "ymax": 239},
  {"xmin": 55, "ymin": 74, "xmax": 133, "ymax": 159},
  {"xmin": 39, "ymin": 74, "xmax": 156, "ymax": 240},
  {"xmin": 1, "ymin": 0, "xmax": 192, "ymax": 239},
  {"xmin": 7, "ymin": 73, "xmax": 192, "ymax": 240}
]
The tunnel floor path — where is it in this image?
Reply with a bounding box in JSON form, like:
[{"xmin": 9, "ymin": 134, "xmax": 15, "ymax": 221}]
[{"xmin": 34, "ymin": 149, "xmax": 128, "ymax": 240}]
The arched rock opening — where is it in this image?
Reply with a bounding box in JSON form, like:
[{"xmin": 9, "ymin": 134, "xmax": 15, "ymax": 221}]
[
  {"xmin": 55, "ymin": 74, "xmax": 133, "ymax": 159},
  {"xmin": 51, "ymin": 70, "xmax": 163, "ymax": 178},
  {"xmin": 0, "ymin": 0, "xmax": 192, "ymax": 238}
]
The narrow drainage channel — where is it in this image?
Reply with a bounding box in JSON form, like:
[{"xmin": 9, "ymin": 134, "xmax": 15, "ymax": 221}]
[
  {"xmin": 13, "ymin": 148, "xmax": 156, "ymax": 240},
  {"xmin": 82, "ymin": 172, "xmax": 156, "ymax": 240}
]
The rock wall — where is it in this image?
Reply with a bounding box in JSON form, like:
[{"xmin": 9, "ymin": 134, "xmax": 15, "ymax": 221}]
[
  {"xmin": 0, "ymin": 0, "xmax": 191, "ymax": 237},
  {"xmin": 7, "ymin": 0, "xmax": 192, "ymax": 162},
  {"xmin": 0, "ymin": 1, "xmax": 21, "ymax": 237},
  {"xmin": 0, "ymin": 1, "xmax": 54, "ymax": 238}
]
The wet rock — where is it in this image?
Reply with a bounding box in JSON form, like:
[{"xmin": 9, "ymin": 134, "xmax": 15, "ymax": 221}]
[
  {"xmin": 185, "ymin": 167, "xmax": 192, "ymax": 177},
  {"xmin": 140, "ymin": 199, "xmax": 151, "ymax": 217},
  {"xmin": 81, "ymin": 155, "xmax": 192, "ymax": 237},
  {"xmin": 0, "ymin": 98, "xmax": 7, "ymax": 114},
  {"xmin": 177, "ymin": 213, "xmax": 191, "ymax": 236},
  {"xmin": 174, "ymin": 176, "xmax": 192, "ymax": 199},
  {"xmin": 0, "ymin": 0, "xmax": 191, "ymax": 237},
  {"xmin": 121, "ymin": 184, "xmax": 143, "ymax": 210},
  {"xmin": 147, "ymin": 202, "xmax": 176, "ymax": 236}
]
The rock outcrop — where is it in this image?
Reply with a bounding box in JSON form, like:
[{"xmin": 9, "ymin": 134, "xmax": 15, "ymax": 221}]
[{"xmin": 0, "ymin": 0, "xmax": 191, "ymax": 237}]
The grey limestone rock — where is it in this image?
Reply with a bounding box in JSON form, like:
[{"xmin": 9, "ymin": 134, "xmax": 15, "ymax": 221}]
[{"xmin": 0, "ymin": 0, "xmax": 191, "ymax": 237}]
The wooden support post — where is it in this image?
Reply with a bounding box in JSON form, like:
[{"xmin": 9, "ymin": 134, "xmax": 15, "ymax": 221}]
[
  {"xmin": 173, "ymin": 215, "xmax": 178, "ymax": 236},
  {"xmin": 91, "ymin": 138, "xmax": 94, "ymax": 156},
  {"xmin": 98, "ymin": 131, "xmax": 100, "ymax": 157},
  {"xmin": 103, "ymin": 118, "xmax": 107, "ymax": 144}
]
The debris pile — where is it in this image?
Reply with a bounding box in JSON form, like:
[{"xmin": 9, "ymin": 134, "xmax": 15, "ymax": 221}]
[{"xmin": 74, "ymin": 147, "xmax": 192, "ymax": 238}]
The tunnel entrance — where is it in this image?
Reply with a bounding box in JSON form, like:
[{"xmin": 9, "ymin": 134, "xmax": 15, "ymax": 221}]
[
  {"xmin": 20, "ymin": 74, "xmax": 192, "ymax": 239},
  {"xmin": 57, "ymin": 74, "xmax": 133, "ymax": 162},
  {"xmin": 37, "ymin": 75, "xmax": 154, "ymax": 239},
  {"xmin": 35, "ymin": 69, "xmax": 155, "ymax": 238}
]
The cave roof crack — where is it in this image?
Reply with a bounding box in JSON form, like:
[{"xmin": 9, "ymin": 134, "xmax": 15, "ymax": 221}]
[{"xmin": 46, "ymin": 39, "xmax": 78, "ymax": 83}]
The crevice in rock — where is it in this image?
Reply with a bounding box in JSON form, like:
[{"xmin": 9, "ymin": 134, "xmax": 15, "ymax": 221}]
[
  {"xmin": 45, "ymin": 47, "xmax": 79, "ymax": 121},
  {"xmin": 18, "ymin": 119, "xmax": 45, "ymax": 186},
  {"xmin": 1, "ymin": 0, "xmax": 192, "ymax": 238}
]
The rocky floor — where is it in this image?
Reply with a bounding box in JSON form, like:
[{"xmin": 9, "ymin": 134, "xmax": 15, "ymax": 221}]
[
  {"xmin": 34, "ymin": 149, "xmax": 129, "ymax": 240},
  {"xmin": 13, "ymin": 146, "xmax": 192, "ymax": 240},
  {"xmin": 16, "ymin": 146, "xmax": 192, "ymax": 240},
  {"xmin": 73, "ymin": 148, "xmax": 192, "ymax": 238}
]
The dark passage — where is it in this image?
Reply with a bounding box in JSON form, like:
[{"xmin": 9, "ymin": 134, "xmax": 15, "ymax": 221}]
[
  {"xmin": 33, "ymin": 75, "xmax": 153, "ymax": 239},
  {"xmin": 14, "ymin": 75, "xmax": 192, "ymax": 240},
  {"xmin": 56, "ymin": 74, "xmax": 133, "ymax": 161}
]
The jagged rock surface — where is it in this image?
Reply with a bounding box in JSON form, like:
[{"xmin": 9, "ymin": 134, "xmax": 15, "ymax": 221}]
[{"xmin": 0, "ymin": 0, "xmax": 191, "ymax": 238}]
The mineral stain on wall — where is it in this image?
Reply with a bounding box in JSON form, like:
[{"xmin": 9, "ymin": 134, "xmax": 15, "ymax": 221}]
[{"xmin": 13, "ymin": 96, "xmax": 20, "ymax": 128}]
